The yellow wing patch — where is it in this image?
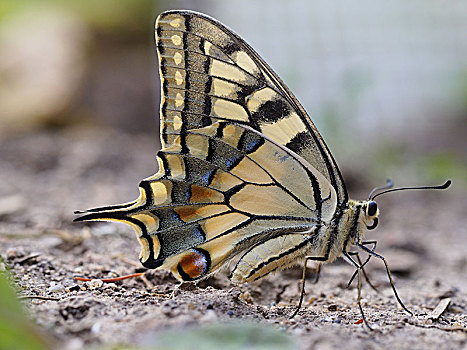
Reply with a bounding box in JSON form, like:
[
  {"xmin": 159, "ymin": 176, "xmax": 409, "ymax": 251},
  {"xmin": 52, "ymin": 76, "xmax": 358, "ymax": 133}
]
[
  {"xmin": 212, "ymin": 98, "xmax": 249, "ymax": 121},
  {"xmin": 229, "ymin": 184, "xmax": 312, "ymax": 217},
  {"xmin": 201, "ymin": 212, "xmax": 250, "ymax": 239},
  {"xmin": 210, "ymin": 60, "xmax": 248, "ymax": 83}
]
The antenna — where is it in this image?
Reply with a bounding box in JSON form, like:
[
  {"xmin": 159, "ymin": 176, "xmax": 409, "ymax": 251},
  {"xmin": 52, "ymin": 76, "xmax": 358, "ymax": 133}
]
[
  {"xmin": 368, "ymin": 179, "xmax": 394, "ymax": 200},
  {"xmin": 371, "ymin": 179, "xmax": 451, "ymax": 201}
]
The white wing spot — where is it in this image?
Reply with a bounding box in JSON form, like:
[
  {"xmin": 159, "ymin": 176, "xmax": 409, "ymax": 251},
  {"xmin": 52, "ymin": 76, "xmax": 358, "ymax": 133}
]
[
  {"xmin": 173, "ymin": 115, "xmax": 182, "ymax": 130},
  {"xmin": 170, "ymin": 19, "xmax": 182, "ymax": 28},
  {"xmin": 171, "ymin": 35, "xmax": 182, "ymax": 46},
  {"xmin": 204, "ymin": 41, "xmax": 213, "ymax": 54},
  {"xmin": 175, "ymin": 71, "xmax": 183, "ymax": 85},
  {"xmin": 175, "ymin": 93, "xmax": 184, "ymax": 107},
  {"xmin": 173, "ymin": 52, "xmax": 183, "ymax": 65},
  {"xmin": 260, "ymin": 112, "xmax": 307, "ymax": 145}
]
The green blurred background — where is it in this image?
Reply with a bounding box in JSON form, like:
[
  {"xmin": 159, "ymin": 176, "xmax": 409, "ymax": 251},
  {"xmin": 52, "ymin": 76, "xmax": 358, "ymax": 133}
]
[{"xmin": 0, "ymin": 0, "xmax": 465, "ymax": 189}]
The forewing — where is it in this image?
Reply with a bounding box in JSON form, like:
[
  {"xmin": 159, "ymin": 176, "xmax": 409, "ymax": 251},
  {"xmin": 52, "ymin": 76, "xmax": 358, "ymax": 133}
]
[{"xmin": 156, "ymin": 10, "xmax": 348, "ymax": 205}]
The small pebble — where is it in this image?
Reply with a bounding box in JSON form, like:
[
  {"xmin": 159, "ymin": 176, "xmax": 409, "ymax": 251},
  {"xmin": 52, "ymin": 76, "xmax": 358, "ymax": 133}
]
[
  {"xmin": 62, "ymin": 279, "xmax": 75, "ymax": 287},
  {"xmin": 66, "ymin": 285, "xmax": 81, "ymax": 292},
  {"xmin": 161, "ymin": 300, "xmax": 177, "ymax": 316},
  {"xmin": 322, "ymin": 315, "xmax": 342, "ymax": 323},
  {"xmin": 65, "ymin": 337, "xmax": 84, "ymax": 350},
  {"xmin": 200, "ymin": 309, "xmax": 217, "ymax": 322},
  {"xmin": 239, "ymin": 291, "xmax": 253, "ymax": 304},
  {"xmin": 103, "ymin": 283, "xmax": 118, "ymax": 290},
  {"xmin": 6, "ymin": 247, "xmax": 23, "ymax": 259},
  {"xmin": 48, "ymin": 283, "xmax": 66, "ymax": 293},
  {"xmin": 91, "ymin": 321, "xmax": 102, "ymax": 334},
  {"xmin": 86, "ymin": 279, "xmax": 104, "ymax": 290}
]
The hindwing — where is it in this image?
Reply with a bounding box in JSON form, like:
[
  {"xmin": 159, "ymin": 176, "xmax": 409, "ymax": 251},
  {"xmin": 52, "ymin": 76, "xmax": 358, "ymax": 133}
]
[{"xmin": 76, "ymin": 122, "xmax": 337, "ymax": 280}]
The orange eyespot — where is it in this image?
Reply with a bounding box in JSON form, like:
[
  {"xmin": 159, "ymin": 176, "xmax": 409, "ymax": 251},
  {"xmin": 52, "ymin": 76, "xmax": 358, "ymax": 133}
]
[{"xmin": 177, "ymin": 249, "xmax": 211, "ymax": 281}]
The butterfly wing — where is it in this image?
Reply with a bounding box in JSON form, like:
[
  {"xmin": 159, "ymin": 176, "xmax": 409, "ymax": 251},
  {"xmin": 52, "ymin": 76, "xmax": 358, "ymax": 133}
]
[
  {"xmin": 75, "ymin": 10, "xmax": 345, "ymax": 282},
  {"xmin": 157, "ymin": 10, "xmax": 347, "ymax": 205},
  {"xmin": 75, "ymin": 121, "xmax": 336, "ymax": 281}
]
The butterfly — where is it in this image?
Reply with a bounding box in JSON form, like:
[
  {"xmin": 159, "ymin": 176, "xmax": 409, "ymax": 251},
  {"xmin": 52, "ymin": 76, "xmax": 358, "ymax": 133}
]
[{"xmin": 75, "ymin": 10, "xmax": 451, "ymax": 328}]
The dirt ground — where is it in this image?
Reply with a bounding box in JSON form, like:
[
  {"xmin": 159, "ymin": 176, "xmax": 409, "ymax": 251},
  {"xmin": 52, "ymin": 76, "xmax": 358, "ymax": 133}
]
[{"xmin": 1, "ymin": 127, "xmax": 466, "ymax": 350}]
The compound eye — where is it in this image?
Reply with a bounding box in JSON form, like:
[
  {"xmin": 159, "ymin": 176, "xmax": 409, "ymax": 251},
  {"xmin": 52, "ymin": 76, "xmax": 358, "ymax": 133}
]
[{"xmin": 367, "ymin": 201, "xmax": 378, "ymax": 217}]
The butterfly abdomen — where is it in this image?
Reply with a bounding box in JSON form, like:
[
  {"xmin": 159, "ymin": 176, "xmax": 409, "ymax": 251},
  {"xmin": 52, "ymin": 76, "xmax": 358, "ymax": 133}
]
[
  {"xmin": 230, "ymin": 235, "xmax": 307, "ymax": 283},
  {"xmin": 229, "ymin": 204, "xmax": 364, "ymax": 283}
]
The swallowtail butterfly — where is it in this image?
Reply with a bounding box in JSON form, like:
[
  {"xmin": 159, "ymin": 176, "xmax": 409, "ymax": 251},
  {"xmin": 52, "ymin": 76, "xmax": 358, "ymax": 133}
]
[{"xmin": 75, "ymin": 10, "xmax": 451, "ymax": 328}]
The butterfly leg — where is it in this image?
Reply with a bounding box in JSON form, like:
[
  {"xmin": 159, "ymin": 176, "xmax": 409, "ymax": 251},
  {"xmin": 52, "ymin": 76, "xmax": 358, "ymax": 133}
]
[
  {"xmin": 343, "ymin": 251, "xmax": 373, "ymax": 330},
  {"xmin": 347, "ymin": 241, "xmax": 378, "ymax": 291},
  {"xmin": 356, "ymin": 243, "xmax": 413, "ymax": 316},
  {"xmin": 347, "ymin": 252, "xmax": 377, "ymax": 291},
  {"xmin": 312, "ymin": 263, "xmax": 322, "ymax": 284},
  {"xmin": 289, "ymin": 255, "xmax": 328, "ymax": 319}
]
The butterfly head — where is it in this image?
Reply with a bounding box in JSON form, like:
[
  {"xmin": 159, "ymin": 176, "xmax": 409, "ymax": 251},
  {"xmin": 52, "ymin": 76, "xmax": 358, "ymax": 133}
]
[{"xmin": 363, "ymin": 200, "xmax": 379, "ymax": 230}]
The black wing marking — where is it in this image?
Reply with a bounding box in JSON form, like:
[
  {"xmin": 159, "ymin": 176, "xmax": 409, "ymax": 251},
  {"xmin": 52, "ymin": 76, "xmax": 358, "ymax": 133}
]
[{"xmin": 156, "ymin": 10, "xmax": 348, "ymax": 206}]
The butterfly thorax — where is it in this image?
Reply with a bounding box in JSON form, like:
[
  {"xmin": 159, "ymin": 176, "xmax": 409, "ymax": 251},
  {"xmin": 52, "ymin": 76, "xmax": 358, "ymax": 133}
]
[{"xmin": 314, "ymin": 199, "xmax": 379, "ymax": 265}]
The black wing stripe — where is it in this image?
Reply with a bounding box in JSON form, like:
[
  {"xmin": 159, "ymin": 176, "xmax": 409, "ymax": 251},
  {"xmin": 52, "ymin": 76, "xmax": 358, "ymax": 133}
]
[
  {"xmin": 161, "ymin": 125, "xmax": 320, "ymax": 213},
  {"xmin": 158, "ymin": 11, "xmax": 348, "ymax": 205}
]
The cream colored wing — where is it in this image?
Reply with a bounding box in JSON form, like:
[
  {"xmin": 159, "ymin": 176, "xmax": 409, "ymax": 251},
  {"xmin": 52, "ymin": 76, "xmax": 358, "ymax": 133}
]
[
  {"xmin": 75, "ymin": 122, "xmax": 336, "ymax": 281},
  {"xmin": 156, "ymin": 10, "xmax": 348, "ymax": 206},
  {"xmin": 75, "ymin": 10, "xmax": 344, "ymax": 282}
]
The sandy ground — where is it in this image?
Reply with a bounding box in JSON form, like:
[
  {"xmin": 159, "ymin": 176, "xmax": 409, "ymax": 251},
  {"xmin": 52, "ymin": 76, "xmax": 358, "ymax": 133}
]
[{"xmin": 1, "ymin": 127, "xmax": 466, "ymax": 350}]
